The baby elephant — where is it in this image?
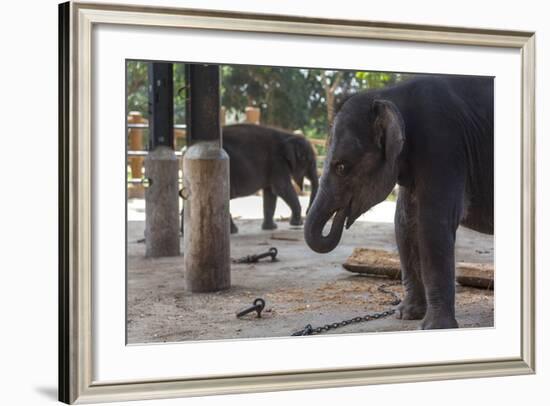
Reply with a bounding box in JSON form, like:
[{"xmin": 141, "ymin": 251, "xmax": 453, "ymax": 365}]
[
  {"xmin": 304, "ymin": 75, "xmax": 494, "ymax": 330},
  {"xmin": 223, "ymin": 124, "xmax": 319, "ymax": 233}
]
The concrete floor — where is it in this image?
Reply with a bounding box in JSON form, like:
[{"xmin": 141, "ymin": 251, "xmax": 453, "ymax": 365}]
[{"xmin": 127, "ymin": 198, "xmax": 494, "ymax": 344}]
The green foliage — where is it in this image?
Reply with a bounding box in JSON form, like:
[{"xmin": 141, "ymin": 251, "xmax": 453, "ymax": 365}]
[
  {"xmin": 126, "ymin": 61, "xmax": 148, "ymax": 118},
  {"xmin": 126, "ymin": 61, "xmax": 410, "ymax": 142},
  {"xmin": 126, "ymin": 61, "xmax": 187, "ymax": 124},
  {"xmin": 355, "ymin": 71, "xmax": 401, "ymax": 88},
  {"xmin": 173, "ymin": 63, "xmax": 186, "ymax": 124},
  {"xmin": 221, "ymin": 65, "xmax": 310, "ymax": 129}
]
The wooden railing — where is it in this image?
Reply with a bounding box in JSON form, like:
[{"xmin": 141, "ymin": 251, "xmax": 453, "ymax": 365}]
[{"xmin": 126, "ymin": 108, "xmax": 327, "ymax": 197}]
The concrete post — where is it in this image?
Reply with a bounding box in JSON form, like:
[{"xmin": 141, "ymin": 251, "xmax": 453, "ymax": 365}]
[
  {"xmin": 182, "ymin": 64, "xmax": 230, "ymax": 292},
  {"xmin": 144, "ymin": 146, "xmax": 180, "ymax": 257},
  {"xmin": 183, "ymin": 141, "xmax": 230, "ymax": 292},
  {"xmin": 144, "ymin": 62, "xmax": 179, "ymax": 258}
]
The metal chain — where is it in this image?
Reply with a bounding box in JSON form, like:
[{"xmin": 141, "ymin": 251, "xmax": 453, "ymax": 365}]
[{"xmin": 291, "ymin": 283, "xmax": 402, "ymax": 336}]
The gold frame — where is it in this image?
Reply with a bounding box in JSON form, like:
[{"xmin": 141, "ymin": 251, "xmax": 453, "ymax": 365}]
[{"xmin": 59, "ymin": 1, "xmax": 536, "ymax": 403}]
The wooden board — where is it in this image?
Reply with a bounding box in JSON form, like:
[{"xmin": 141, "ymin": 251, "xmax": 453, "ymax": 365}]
[
  {"xmin": 343, "ymin": 248, "xmax": 493, "ymax": 289},
  {"xmin": 456, "ymin": 263, "xmax": 494, "ymax": 289},
  {"xmin": 342, "ymin": 248, "xmax": 402, "ymax": 279}
]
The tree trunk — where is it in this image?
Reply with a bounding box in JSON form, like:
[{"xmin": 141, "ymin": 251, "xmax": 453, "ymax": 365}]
[{"xmin": 322, "ymin": 72, "xmax": 342, "ymax": 148}]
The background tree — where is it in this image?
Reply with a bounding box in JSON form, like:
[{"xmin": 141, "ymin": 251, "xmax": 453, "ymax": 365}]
[
  {"xmin": 221, "ymin": 65, "xmax": 310, "ymax": 130},
  {"xmin": 126, "ymin": 61, "xmax": 148, "ymax": 118},
  {"xmin": 173, "ymin": 63, "xmax": 187, "ymax": 124},
  {"xmin": 126, "ymin": 61, "xmax": 410, "ymax": 154},
  {"xmin": 126, "ymin": 62, "xmax": 187, "ymax": 124}
]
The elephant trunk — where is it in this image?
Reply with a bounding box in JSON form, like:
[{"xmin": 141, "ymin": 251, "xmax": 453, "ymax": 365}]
[{"xmin": 304, "ymin": 187, "xmax": 347, "ymax": 253}]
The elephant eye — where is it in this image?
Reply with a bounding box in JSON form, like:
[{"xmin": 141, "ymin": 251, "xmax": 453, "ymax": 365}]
[{"xmin": 335, "ymin": 162, "xmax": 346, "ymax": 176}]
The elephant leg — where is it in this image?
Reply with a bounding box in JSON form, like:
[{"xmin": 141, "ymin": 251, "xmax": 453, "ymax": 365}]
[
  {"xmin": 273, "ymin": 179, "xmax": 302, "ymax": 226},
  {"xmin": 394, "ymin": 187, "xmax": 426, "ymax": 320},
  {"xmin": 230, "ymin": 214, "xmax": 239, "ymax": 234},
  {"xmin": 262, "ymin": 187, "xmax": 278, "ymax": 230},
  {"xmin": 416, "ymin": 184, "xmax": 462, "ymax": 330}
]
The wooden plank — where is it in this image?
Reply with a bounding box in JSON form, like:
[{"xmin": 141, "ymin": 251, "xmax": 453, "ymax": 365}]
[
  {"xmin": 456, "ymin": 263, "xmax": 494, "ymax": 289},
  {"xmin": 342, "ymin": 248, "xmax": 401, "ymax": 279},
  {"xmin": 342, "ymin": 248, "xmax": 493, "ymax": 289}
]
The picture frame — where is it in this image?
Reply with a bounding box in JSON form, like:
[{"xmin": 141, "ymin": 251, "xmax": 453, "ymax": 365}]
[{"xmin": 59, "ymin": 1, "xmax": 536, "ymax": 404}]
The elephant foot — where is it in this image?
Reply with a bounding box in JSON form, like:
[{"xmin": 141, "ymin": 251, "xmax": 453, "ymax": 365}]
[
  {"xmin": 230, "ymin": 223, "xmax": 239, "ymax": 234},
  {"xmin": 420, "ymin": 310, "xmax": 458, "ymax": 330},
  {"xmin": 289, "ymin": 216, "xmax": 303, "ymax": 226},
  {"xmin": 395, "ymin": 299, "xmax": 426, "ymax": 320},
  {"xmin": 262, "ymin": 221, "xmax": 278, "ymax": 230}
]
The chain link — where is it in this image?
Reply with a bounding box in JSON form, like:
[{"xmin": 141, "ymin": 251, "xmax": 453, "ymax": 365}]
[{"xmin": 291, "ymin": 283, "xmax": 402, "ymax": 336}]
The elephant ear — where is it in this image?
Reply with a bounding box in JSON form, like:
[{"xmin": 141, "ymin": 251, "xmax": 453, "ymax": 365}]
[
  {"xmin": 283, "ymin": 137, "xmax": 303, "ymax": 172},
  {"xmin": 283, "ymin": 137, "xmax": 307, "ymax": 189},
  {"xmin": 372, "ymin": 99, "xmax": 405, "ymax": 165}
]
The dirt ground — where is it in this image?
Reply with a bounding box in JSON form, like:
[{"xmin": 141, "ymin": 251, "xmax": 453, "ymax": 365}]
[{"xmin": 127, "ymin": 205, "xmax": 494, "ymax": 344}]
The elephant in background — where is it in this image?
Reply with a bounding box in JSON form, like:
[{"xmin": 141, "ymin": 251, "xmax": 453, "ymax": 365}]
[
  {"xmin": 304, "ymin": 75, "xmax": 493, "ymax": 330},
  {"xmin": 223, "ymin": 124, "xmax": 319, "ymax": 233}
]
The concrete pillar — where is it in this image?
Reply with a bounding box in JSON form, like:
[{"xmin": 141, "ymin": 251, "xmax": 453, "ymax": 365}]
[
  {"xmin": 183, "ymin": 140, "xmax": 230, "ymax": 292},
  {"xmin": 145, "ymin": 146, "xmax": 180, "ymax": 257},
  {"xmin": 144, "ymin": 62, "xmax": 179, "ymax": 258}
]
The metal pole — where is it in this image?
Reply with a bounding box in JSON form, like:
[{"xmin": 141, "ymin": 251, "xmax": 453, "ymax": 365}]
[
  {"xmin": 144, "ymin": 62, "xmax": 180, "ymax": 258},
  {"xmin": 148, "ymin": 62, "xmax": 174, "ymax": 149},
  {"xmin": 183, "ymin": 64, "xmax": 230, "ymax": 292},
  {"xmin": 185, "ymin": 64, "xmax": 222, "ymax": 146}
]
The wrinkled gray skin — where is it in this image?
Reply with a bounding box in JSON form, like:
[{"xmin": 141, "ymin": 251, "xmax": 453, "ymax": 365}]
[
  {"xmin": 304, "ymin": 76, "xmax": 494, "ymax": 330},
  {"xmin": 223, "ymin": 124, "xmax": 318, "ymax": 233}
]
